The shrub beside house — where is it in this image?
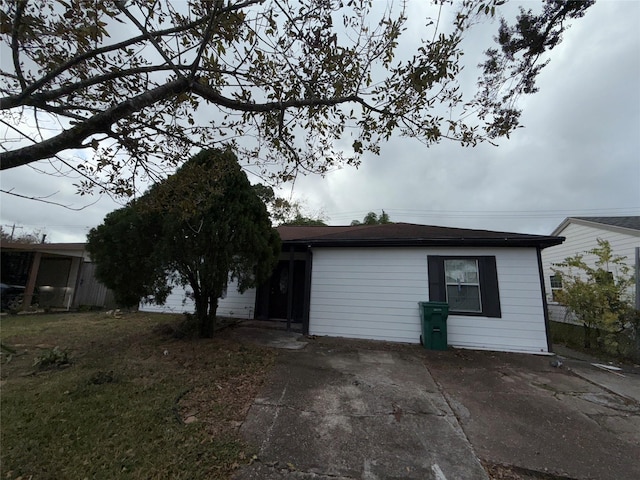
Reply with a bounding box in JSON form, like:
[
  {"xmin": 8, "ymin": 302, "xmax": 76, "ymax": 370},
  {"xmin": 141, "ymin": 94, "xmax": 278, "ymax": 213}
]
[{"xmin": 541, "ymin": 216, "xmax": 640, "ymax": 360}]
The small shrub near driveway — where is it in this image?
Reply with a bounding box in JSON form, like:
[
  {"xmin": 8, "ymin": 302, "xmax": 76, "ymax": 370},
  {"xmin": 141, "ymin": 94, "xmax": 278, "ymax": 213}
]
[{"xmin": 32, "ymin": 345, "xmax": 70, "ymax": 369}]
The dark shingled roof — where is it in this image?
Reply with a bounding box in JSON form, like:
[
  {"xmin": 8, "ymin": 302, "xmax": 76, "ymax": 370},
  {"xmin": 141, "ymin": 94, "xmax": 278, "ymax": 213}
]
[
  {"xmin": 571, "ymin": 216, "xmax": 640, "ymax": 232},
  {"xmin": 276, "ymin": 223, "xmax": 563, "ymax": 248}
]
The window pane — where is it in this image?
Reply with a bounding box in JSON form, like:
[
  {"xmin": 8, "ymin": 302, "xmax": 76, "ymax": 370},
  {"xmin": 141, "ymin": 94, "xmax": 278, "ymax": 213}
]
[
  {"xmin": 446, "ymin": 285, "xmax": 481, "ymax": 312},
  {"xmin": 445, "ymin": 259, "xmax": 479, "ymax": 284},
  {"xmin": 445, "ymin": 259, "xmax": 481, "ymax": 312},
  {"xmin": 549, "ymin": 275, "xmax": 562, "ymax": 289}
]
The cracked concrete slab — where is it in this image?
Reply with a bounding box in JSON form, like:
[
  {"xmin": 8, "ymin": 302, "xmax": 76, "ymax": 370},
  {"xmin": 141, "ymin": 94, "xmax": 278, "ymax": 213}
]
[
  {"xmin": 236, "ymin": 342, "xmax": 487, "ymax": 480},
  {"xmin": 231, "ymin": 331, "xmax": 640, "ymax": 479},
  {"xmin": 426, "ymin": 349, "xmax": 640, "ymax": 480},
  {"xmin": 566, "ymin": 361, "xmax": 640, "ymax": 404}
]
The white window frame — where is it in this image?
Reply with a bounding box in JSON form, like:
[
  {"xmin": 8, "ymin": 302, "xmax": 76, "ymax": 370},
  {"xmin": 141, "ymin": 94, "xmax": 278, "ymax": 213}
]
[
  {"xmin": 444, "ymin": 258, "xmax": 482, "ymax": 313},
  {"xmin": 549, "ymin": 274, "xmax": 562, "ymax": 302}
]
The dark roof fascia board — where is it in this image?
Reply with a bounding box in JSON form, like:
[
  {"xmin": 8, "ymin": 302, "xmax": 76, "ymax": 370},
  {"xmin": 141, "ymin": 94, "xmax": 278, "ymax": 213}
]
[
  {"xmin": 0, "ymin": 242, "xmax": 86, "ymax": 250},
  {"xmin": 552, "ymin": 217, "xmax": 640, "ymax": 237},
  {"xmin": 282, "ymin": 236, "xmax": 564, "ymax": 249},
  {"xmin": 0, "ymin": 242, "xmax": 87, "ymax": 257}
]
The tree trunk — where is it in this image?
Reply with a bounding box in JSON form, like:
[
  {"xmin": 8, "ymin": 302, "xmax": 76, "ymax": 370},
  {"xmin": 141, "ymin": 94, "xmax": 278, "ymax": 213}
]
[
  {"xmin": 209, "ymin": 295, "xmax": 219, "ymax": 329},
  {"xmin": 199, "ymin": 314, "xmax": 214, "ymax": 338},
  {"xmin": 196, "ymin": 294, "xmax": 219, "ymax": 338},
  {"xmin": 583, "ymin": 323, "xmax": 591, "ymax": 349},
  {"xmin": 194, "ymin": 294, "xmax": 212, "ymax": 338}
]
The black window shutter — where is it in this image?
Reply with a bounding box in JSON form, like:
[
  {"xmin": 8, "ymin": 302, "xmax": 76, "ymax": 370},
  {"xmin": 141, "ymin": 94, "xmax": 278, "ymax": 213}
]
[
  {"xmin": 427, "ymin": 256, "xmax": 445, "ymax": 302},
  {"xmin": 479, "ymin": 256, "xmax": 501, "ymax": 318}
]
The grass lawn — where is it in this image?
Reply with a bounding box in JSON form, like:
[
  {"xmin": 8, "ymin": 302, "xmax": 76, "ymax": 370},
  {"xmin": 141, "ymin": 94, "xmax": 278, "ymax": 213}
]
[{"xmin": 0, "ymin": 311, "xmax": 275, "ymax": 479}]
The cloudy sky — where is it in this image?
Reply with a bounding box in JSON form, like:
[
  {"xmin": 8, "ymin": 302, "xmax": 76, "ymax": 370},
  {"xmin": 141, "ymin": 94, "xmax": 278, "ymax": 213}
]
[{"xmin": 1, "ymin": 0, "xmax": 639, "ymax": 243}]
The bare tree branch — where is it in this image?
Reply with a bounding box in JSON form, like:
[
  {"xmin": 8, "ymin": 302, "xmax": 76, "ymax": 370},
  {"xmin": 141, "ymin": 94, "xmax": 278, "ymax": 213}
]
[
  {"xmin": 114, "ymin": 1, "xmax": 185, "ymax": 79},
  {"xmin": 11, "ymin": 0, "xmax": 28, "ymax": 91},
  {"xmin": 1, "ymin": 188, "xmax": 102, "ymax": 211}
]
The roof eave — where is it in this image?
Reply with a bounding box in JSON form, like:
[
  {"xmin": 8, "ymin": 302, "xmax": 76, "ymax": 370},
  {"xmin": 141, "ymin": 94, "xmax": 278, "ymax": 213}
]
[
  {"xmin": 283, "ymin": 236, "xmax": 565, "ymax": 249},
  {"xmin": 553, "ymin": 217, "xmax": 640, "ymax": 237}
]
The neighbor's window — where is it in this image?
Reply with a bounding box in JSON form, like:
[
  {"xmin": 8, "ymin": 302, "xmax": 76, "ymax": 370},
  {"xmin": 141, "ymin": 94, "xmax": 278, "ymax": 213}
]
[
  {"xmin": 445, "ymin": 259, "xmax": 482, "ymax": 312},
  {"xmin": 595, "ymin": 271, "xmax": 614, "ymax": 285},
  {"xmin": 549, "ymin": 275, "xmax": 562, "ymax": 302}
]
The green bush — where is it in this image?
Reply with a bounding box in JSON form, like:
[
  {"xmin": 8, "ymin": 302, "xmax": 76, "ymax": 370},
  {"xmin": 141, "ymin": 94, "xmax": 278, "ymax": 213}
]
[
  {"xmin": 33, "ymin": 346, "xmax": 70, "ymax": 369},
  {"xmin": 550, "ymin": 321, "xmax": 639, "ymax": 362}
]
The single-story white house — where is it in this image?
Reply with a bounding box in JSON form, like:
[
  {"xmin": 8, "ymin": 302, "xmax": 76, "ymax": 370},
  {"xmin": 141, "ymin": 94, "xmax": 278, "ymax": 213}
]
[
  {"xmin": 541, "ymin": 216, "xmax": 640, "ymax": 323},
  {"xmin": 141, "ymin": 223, "xmax": 564, "ymax": 354}
]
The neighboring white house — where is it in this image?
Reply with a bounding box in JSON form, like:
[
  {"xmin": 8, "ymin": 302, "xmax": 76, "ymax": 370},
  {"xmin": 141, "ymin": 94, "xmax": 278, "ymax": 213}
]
[
  {"xmin": 541, "ymin": 216, "xmax": 640, "ymax": 322},
  {"xmin": 142, "ymin": 223, "xmax": 563, "ymax": 354}
]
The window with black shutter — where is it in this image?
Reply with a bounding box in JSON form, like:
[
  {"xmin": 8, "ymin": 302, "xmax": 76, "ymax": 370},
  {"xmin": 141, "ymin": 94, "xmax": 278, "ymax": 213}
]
[{"xmin": 427, "ymin": 255, "xmax": 501, "ymax": 318}]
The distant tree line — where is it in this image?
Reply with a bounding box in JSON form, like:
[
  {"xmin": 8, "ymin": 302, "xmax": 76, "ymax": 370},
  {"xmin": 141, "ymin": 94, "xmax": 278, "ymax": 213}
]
[
  {"xmin": 351, "ymin": 211, "xmax": 391, "ymax": 226},
  {"xmin": 0, "ymin": 226, "xmax": 48, "ymax": 244}
]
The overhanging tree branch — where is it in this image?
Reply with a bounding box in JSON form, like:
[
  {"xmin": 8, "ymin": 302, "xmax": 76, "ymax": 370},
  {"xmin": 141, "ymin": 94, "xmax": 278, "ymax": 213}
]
[
  {"xmin": 10, "ymin": 18, "xmax": 210, "ymax": 105},
  {"xmin": 191, "ymin": 82, "xmax": 361, "ymax": 112},
  {"xmin": 0, "ymin": 78, "xmax": 190, "ymax": 169},
  {"xmin": 0, "ymin": 0, "xmax": 594, "ymax": 193},
  {"xmin": 1, "ymin": 187, "xmax": 101, "ymax": 210},
  {"xmin": 1, "ymin": 66, "xmax": 185, "ymax": 111},
  {"xmin": 11, "ymin": 0, "xmax": 27, "ymax": 91},
  {"xmin": 114, "ymin": 1, "xmax": 185, "ymax": 79}
]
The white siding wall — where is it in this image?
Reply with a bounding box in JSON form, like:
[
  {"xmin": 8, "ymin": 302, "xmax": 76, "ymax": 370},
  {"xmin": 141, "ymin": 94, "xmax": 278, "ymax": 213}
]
[
  {"xmin": 309, "ymin": 247, "xmax": 549, "ymax": 354},
  {"xmin": 139, "ymin": 278, "xmax": 256, "ymax": 319},
  {"xmin": 218, "ymin": 282, "xmax": 256, "ymax": 318},
  {"xmin": 139, "ymin": 282, "xmax": 194, "ymax": 314},
  {"xmin": 542, "ymin": 223, "xmax": 640, "ymax": 304}
]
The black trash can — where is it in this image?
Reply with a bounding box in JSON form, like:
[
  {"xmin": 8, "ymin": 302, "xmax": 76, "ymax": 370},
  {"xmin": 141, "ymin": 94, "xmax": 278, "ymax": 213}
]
[{"xmin": 418, "ymin": 302, "xmax": 449, "ymax": 350}]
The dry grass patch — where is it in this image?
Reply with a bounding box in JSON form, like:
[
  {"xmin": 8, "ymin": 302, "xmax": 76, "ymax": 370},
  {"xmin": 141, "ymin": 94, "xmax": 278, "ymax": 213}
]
[{"xmin": 0, "ymin": 311, "xmax": 275, "ymax": 479}]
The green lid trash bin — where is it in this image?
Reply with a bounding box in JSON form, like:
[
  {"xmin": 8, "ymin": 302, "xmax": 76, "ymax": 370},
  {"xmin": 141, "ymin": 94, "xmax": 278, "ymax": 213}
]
[{"xmin": 418, "ymin": 302, "xmax": 449, "ymax": 350}]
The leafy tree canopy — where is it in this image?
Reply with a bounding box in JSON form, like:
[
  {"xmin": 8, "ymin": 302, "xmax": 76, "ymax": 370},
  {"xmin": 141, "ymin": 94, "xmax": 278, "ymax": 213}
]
[
  {"xmin": 0, "ymin": 0, "xmax": 593, "ymax": 196},
  {"xmin": 87, "ymin": 148, "xmax": 280, "ymax": 337},
  {"xmin": 351, "ymin": 210, "xmax": 391, "ymax": 226},
  {"xmin": 86, "ymin": 203, "xmax": 168, "ymax": 307},
  {"xmin": 283, "ymin": 213, "xmax": 328, "ymax": 227}
]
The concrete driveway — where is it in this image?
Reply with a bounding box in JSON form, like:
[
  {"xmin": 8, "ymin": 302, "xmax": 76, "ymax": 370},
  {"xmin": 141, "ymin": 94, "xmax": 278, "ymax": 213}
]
[
  {"xmin": 234, "ymin": 334, "xmax": 488, "ymax": 479},
  {"xmin": 231, "ymin": 326, "xmax": 640, "ymax": 480},
  {"xmin": 426, "ymin": 349, "xmax": 640, "ymax": 480}
]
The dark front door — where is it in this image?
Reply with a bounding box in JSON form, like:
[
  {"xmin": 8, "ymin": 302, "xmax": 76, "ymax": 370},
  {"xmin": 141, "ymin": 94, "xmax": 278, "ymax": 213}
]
[
  {"xmin": 269, "ymin": 261, "xmax": 290, "ymax": 320},
  {"xmin": 256, "ymin": 259, "xmax": 307, "ymax": 322}
]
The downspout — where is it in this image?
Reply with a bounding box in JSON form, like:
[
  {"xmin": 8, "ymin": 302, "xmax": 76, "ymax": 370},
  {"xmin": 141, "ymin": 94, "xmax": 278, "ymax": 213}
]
[
  {"xmin": 635, "ymin": 247, "xmax": 639, "ymax": 311},
  {"xmin": 536, "ymin": 247, "xmax": 553, "ymax": 353},
  {"xmin": 286, "ymin": 246, "xmax": 294, "ymax": 331},
  {"xmin": 302, "ymin": 247, "xmax": 313, "ymax": 336},
  {"xmin": 23, "ymin": 251, "xmax": 42, "ymax": 310}
]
